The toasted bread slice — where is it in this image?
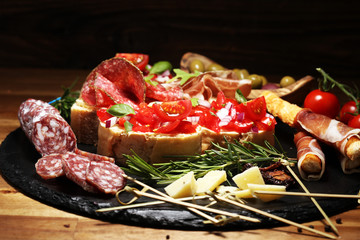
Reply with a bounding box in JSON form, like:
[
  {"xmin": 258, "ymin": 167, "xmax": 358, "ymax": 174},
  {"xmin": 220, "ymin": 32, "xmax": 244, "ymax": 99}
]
[{"xmin": 70, "ymin": 98, "xmax": 99, "ymax": 145}]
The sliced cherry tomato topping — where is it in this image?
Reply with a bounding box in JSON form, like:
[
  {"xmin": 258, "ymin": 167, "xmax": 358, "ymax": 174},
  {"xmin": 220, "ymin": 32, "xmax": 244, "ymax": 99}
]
[
  {"xmin": 154, "ymin": 120, "xmax": 181, "ymax": 133},
  {"xmin": 115, "ymin": 53, "xmax": 149, "ymax": 72},
  {"xmin": 153, "ymin": 100, "xmax": 192, "ymax": 121},
  {"xmin": 245, "ymin": 96, "xmax": 267, "ymax": 121},
  {"xmin": 97, "ymin": 108, "xmax": 113, "ymax": 122}
]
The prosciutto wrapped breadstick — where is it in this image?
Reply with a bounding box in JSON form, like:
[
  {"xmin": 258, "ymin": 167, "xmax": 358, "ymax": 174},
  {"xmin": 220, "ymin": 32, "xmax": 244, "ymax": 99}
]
[
  {"xmin": 294, "ymin": 131, "xmax": 325, "ymax": 181},
  {"xmin": 262, "ymin": 91, "xmax": 360, "ymax": 174}
]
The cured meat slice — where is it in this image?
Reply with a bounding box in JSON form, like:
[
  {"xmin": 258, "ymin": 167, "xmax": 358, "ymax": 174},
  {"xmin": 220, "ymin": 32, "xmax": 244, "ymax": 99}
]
[
  {"xmin": 86, "ymin": 160, "xmax": 126, "ymax": 194},
  {"xmin": 61, "ymin": 152, "xmax": 98, "ymax": 193},
  {"xmin": 74, "ymin": 148, "xmax": 115, "ymax": 163},
  {"xmin": 182, "ymin": 71, "xmax": 251, "ymax": 101},
  {"xmin": 32, "ymin": 115, "xmax": 77, "ymax": 156},
  {"xmin": 80, "ymin": 57, "xmax": 145, "ymax": 107},
  {"xmin": 35, "ymin": 153, "xmax": 65, "ymax": 179},
  {"xmin": 294, "ymin": 131, "xmax": 325, "ymax": 181},
  {"xmin": 145, "ymin": 82, "xmax": 183, "ymax": 101}
]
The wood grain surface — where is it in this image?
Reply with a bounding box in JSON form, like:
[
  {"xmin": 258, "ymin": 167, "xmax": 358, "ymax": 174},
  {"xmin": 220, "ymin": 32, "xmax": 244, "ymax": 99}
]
[{"xmin": 0, "ymin": 68, "xmax": 359, "ymax": 240}]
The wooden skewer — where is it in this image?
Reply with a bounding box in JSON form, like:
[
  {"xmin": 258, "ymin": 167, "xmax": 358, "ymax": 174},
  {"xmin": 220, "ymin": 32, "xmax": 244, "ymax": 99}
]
[
  {"xmin": 127, "ymin": 187, "xmax": 260, "ymax": 223},
  {"xmin": 122, "ymin": 174, "xmax": 259, "ymax": 224},
  {"xmin": 286, "ymin": 165, "xmax": 339, "ymax": 235},
  {"xmin": 253, "ymin": 190, "xmax": 360, "ymax": 199},
  {"xmin": 96, "ymin": 195, "xmax": 209, "ymax": 212},
  {"xmin": 213, "ymin": 194, "xmax": 337, "ymax": 240}
]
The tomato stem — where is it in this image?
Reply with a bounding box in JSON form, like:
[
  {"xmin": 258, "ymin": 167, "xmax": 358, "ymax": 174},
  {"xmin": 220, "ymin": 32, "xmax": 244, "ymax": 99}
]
[{"xmin": 316, "ymin": 68, "xmax": 360, "ymax": 114}]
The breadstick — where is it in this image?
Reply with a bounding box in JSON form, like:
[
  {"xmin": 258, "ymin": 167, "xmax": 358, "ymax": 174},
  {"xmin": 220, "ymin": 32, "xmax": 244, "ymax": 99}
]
[{"xmin": 294, "ymin": 131, "xmax": 325, "ymax": 181}]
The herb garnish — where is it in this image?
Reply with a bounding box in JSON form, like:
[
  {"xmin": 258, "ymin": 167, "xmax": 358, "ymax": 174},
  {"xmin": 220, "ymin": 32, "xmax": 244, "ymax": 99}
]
[
  {"xmin": 50, "ymin": 80, "xmax": 80, "ymax": 122},
  {"xmin": 123, "ymin": 137, "xmax": 293, "ymax": 185}
]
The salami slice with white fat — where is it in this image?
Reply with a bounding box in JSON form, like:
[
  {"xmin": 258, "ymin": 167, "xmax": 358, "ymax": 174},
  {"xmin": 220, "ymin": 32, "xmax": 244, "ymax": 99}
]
[
  {"xmin": 74, "ymin": 148, "xmax": 115, "ymax": 163},
  {"xmin": 61, "ymin": 152, "xmax": 99, "ymax": 193},
  {"xmin": 32, "ymin": 114, "xmax": 77, "ymax": 156},
  {"xmin": 86, "ymin": 160, "xmax": 126, "ymax": 194},
  {"xmin": 35, "ymin": 153, "xmax": 65, "ymax": 179}
]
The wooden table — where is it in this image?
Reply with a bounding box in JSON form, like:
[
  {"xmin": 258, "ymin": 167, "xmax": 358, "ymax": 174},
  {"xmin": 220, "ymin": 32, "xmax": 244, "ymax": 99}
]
[{"xmin": 0, "ymin": 68, "xmax": 359, "ymax": 240}]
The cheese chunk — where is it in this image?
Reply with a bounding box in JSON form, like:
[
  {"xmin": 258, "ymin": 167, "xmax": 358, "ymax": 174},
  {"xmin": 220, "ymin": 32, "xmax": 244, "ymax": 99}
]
[
  {"xmin": 196, "ymin": 170, "xmax": 227, "ymax": 195},
  {"xmin": 233, "ymin": 189, "xmax": 254, "ymax": 199},
  {"xmin": 215, "ymin": 185, "xmax": 238, "ymax": 196},
  {"xmin": 247, "ymin": 183, "xmax": 286, "ymax": 202},
  {"xmin": 232, "ymin": 166, "xmax": 265, "ymax": 190},
  {"xmin": 164, "ymin": 171, "xmax": 197, "ymax": 198}
]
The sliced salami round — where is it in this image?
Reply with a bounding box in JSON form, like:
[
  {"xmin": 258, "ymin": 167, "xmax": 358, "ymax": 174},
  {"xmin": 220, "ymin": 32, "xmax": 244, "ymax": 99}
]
[
  {"xmin": 61, "ymin": 152, "xmax": 98, "ymax": 193},
  {"xmin": 31, "ymin": 115, "xmax": 77, "ymax": 156},
  {"xmin": 80, "ymin": 57, "xmax": 145, "ymax": 107},
  {"xmin": 86, "ymin": 160, "xmax": 126, "ymax": 194},
  {"xmin": 35, "ymin": 153, "xmax": 65, "ymax": 180},
  {"xmin": 74, "ymin": 148, "xmax": 115, "ymax": 163}
]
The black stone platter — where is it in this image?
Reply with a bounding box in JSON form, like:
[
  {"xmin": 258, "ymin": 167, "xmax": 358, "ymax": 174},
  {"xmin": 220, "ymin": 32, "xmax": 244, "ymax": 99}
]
[{"xmin": 0, "ymin": 122, "xmax": 359, "ymax": 230}]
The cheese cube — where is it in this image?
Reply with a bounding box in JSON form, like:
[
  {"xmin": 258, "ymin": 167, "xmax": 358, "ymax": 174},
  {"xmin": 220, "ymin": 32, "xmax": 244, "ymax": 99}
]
[
  {"xmin": 232, "ymin": 166, "xmax": 265, "ymax": 190},
  {"xmin": 164, "ymin": 171, "xmax": 197, "ymax": 198},
  {"xmin": 216, "ymin": 185, "xmax": 238, "ymax": 196},
  {"xmin": 196, "ymin": 170, "xmax": 227, "ymax": 195},
  {"xmin": 247, "ymin": 183, "xmax": 286, "ymax": 202}
]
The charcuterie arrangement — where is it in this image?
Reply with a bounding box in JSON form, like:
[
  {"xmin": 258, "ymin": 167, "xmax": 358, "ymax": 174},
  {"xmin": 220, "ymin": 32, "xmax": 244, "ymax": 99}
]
[{"xmin": 12, "ymin": 52, "xmax": 360, "ymax": 238}]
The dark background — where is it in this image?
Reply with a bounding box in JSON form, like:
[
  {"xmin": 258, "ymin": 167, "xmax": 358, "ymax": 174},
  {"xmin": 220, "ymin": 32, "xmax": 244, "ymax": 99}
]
[{"xmin": 1, "ymin": 0, "xmax": 359, "ymax": 81}]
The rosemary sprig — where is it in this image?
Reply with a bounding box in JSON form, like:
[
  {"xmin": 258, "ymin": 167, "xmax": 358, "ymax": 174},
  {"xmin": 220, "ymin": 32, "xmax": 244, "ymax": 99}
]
[
  {"xmin": 50, "ymin": 79, "xmax": 80, "ymax": 122},
  {"xmin": 123, "ymin": 136, "xmax": 293, "ymax": 185}
]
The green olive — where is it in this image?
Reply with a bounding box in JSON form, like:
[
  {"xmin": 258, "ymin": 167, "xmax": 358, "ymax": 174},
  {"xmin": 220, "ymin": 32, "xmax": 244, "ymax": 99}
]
[
  {"xmin": 259, "ymin": 75, "xmax": 268, "ymax": 86},
  {"xmin": 248, "ymin": 74, "xmax": 263, "ymax": 89},
  {"xmin": 233, "ymin": 68, "xmax": 249, "ymax": 79},
  {"xmin": 280, "ymin": 76, "xmax": 296, "ymax": 88},
  {"xmin": 189, "ymin": 59, "xmax": 205, "ymax": 73},
  {"xmin": 206, "ymin": 63, "xmax": 225, "ymax": 71}
]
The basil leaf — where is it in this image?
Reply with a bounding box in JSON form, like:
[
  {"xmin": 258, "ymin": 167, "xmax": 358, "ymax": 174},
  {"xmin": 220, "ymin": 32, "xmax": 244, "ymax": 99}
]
[
  {"xmin": 149, "ymin": 61, "xmax": 172, "ymax": 74},
  {"xmin": 190, "ymin": 97, "xmax": 199, "ymax": 107},
  {"xmin": 124, "ymin": 121, "xmax": 133, "ymax": 133},
  {"xmin": 235, "ymin": 89, "xmax": 248, "ymax": 103},
  {"xmin": 107, "ymin": 104, "xmax": 135, "ymax": 117},
  {"xmin": 170, "ymin": 69, "xmax": 200, "ymax": 85}
]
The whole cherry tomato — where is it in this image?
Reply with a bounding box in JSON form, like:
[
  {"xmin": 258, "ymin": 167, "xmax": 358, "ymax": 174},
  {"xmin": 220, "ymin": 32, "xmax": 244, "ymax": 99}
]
[
  {"xmin": 339, "ymin": 101, "xmax": 358, "ymax": 124},
  {"xmin": 303, "ymin": 89, "xmax": 340, "ymax": 119},
  {"xmin": 348, "ymin": 115, "xmax": 360, "ymax": 129}
]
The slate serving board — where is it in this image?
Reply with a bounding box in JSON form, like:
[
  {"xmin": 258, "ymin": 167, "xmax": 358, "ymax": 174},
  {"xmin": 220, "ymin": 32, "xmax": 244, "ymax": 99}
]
[{"xmin": 0, "ymin": 123, "xmax": 359, "ymax": 230}]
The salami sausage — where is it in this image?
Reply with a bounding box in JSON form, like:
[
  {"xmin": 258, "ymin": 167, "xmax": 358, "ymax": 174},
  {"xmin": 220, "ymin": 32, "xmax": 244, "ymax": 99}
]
[
  {"xmin": 294, "ymin": 131, "xmax": 325, "ymax": 181},
  {"xmin": 35, "ymin": 153, "xmax": 65, "ymax": 179},
  {"xmin": 61, "ymin": 152, "xmax": 99, "ymax": 193},
  {"xmin": 18, "ymin": 99, "xmax": 77, "ymax": 156},
  {"xmin": 86, "ymin": 160, "xmax": 126, "ymax": 194}
]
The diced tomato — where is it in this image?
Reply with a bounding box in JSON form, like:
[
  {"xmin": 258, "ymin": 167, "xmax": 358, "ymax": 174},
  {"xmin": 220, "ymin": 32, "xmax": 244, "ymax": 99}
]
[
  {"xmin": 255, "ymin": 115, "xmax": 277, "ymax": 131},
  {"xmin": 245, "ymin": 96, "xmax": 267, "ymax": 121},
  {"xmin": 154, "ymin": 120, "xmax": 181, "ymax": 133},
  {"xmin": 97, "ymin": 108, "xmax": 113, "ymax": 122},
  {"xmin": 171, "ymin": 121, "xmax": 197, "ymax": 134},
  {"xmin": 115, "ymin": 53, "xmax": 149, "ymax": 72},
  {"xmin": 133, "ymin": 102, "xmax": 155, "ymax": 125},
  {"xmin": 129, "ymin": 117, "xmax": 151, "ymax": 132},
  {"xmin": 223, "ymin": 119, "xmax": 253, "ymax": 133},
  {"xmin": 153, "ymin": 100, "xmax": 192, "ymax": 121}
]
